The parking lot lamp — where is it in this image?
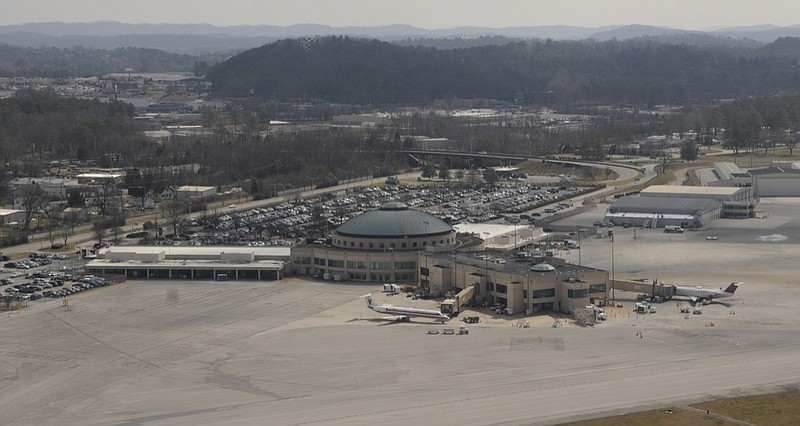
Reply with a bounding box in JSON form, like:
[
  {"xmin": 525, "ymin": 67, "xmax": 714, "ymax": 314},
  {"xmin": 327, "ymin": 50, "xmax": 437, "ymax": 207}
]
[
  {"xmin": 610, "ymin": 230, "xmax": 615, "ymax": 304},
  {"xmin": 483, "ymin": 231, "xmax": 490, "ymax": 291},
  {"xmin": 527, "ymin": 272, "xmax": 531, "ymax": 315},
  {"xmin": 423, "ymin": 221, "xmax": 430, "ymax": 292}
]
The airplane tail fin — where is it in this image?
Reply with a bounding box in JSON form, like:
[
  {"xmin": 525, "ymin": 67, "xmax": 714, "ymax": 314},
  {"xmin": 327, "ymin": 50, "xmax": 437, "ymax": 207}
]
[
  {"xmin": 724, "ymin": 282, "xmax": 740, "ymax": 294},
  {"xmin": 361, "ymin": 293, "xmax": 374, "ymax": 307}
]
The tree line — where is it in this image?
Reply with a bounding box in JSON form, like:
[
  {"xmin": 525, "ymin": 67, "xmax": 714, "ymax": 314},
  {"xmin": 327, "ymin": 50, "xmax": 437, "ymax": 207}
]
[{"xmin": 0, "ymin": 45, "xmax": 206, "ymax": 77}]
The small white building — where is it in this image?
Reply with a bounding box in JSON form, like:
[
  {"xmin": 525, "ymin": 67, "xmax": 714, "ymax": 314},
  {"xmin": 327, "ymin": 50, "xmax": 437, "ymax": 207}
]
[
  {"xmin": 176, "ymin": 185, "xmax": 216, "ymax": 200},
  {"xmin": 0, "ymin": 209, "xmax": 25, "ymax": 225},
  {"xmin": 76, "ymin": 173, "xmax": 125, "ymax": 186}
]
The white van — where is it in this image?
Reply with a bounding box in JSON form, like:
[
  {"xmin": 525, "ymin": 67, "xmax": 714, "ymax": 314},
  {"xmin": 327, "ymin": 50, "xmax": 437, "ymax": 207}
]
[{"xmin": 664, "ymin": 225, "xmax": 684, "ymax": 233}]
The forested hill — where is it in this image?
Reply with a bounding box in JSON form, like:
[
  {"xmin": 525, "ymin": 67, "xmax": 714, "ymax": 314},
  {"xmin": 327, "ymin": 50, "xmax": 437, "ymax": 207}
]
[
  {"xmin": 206, "ymin": 36, "xmax": 800, "ymax": 106},
  {"xmin": 0, "ymin": 45, "xmax": 203, "ymax": 77}
]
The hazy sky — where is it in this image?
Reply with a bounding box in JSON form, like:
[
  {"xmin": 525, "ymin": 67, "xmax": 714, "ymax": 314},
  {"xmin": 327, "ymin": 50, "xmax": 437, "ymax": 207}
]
[{"xmin": 4, "ymin": 0, "xmax": 800, "ymax": 30}]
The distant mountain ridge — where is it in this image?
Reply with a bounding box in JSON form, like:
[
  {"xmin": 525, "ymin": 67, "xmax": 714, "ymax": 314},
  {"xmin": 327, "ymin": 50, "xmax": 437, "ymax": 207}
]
[{"xmin": 2, "ymin": 21, "xmax": 800, "ymax": 53}]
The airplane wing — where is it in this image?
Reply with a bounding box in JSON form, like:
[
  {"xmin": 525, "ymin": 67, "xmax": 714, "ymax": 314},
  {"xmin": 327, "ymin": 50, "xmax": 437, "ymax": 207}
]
[{"xmin": 381, "ymin": 315, "xmax": 410, "ymax": 322}]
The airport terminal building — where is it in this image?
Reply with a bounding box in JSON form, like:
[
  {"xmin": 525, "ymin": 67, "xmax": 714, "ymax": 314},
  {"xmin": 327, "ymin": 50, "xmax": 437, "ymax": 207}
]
[
  {"xmin": 82, "ymin": 201, "xmax": 609, "ymax": 316},
  {"xmin": 291, "ymin": 202, "xmax": 456, "ymax": 285},
  {"xmin": 423, "ymin": 251, "xmax": 609, "ymax": 315}
]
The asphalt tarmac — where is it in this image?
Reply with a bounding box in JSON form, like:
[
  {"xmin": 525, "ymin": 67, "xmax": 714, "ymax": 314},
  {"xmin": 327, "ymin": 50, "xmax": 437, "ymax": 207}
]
[{"xmin": 0, "ymin": 199, "xmax": 799, "ymax": 426}]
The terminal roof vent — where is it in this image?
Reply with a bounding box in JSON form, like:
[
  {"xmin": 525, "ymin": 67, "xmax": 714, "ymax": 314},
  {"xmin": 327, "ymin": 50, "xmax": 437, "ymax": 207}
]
[
  {"xmin": 380, "ymin": 201, "xmax": 408, "ymax": 210},
  {"xmin": 531, "ymin": 263, "xmax": 556, "ymax": 272}
]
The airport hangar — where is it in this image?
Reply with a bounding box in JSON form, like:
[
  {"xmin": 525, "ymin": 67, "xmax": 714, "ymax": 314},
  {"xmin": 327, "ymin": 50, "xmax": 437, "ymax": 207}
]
[
  {"xmin": 605, "ymin": 184, "xmax": 756, "ymax": 228},
  {"xmin": 85, "ymin": 201, "xmax": 610, "ymax": 316},
  {"xmin": 705, "ymin": 161, "xmax": 800, "ymax": 197}
]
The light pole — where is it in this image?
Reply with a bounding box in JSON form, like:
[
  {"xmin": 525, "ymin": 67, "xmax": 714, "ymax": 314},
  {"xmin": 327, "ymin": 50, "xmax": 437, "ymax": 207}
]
[
  {"xmin": 514, "ymin": 222, "xmax": 517, "ymax": 249},
  {"xmin": 610, "ymin": 229, "xmax": 615, "ymax": 305},
  {"xmin": 526, "ymin": 272, "xmax": 531, "ymax": 315},
  {"xmin": 483, "ymin": 231, "xmax": 490, "ymax": 301},
  {"xmin": 453, "ymin": 245, "xmax": 458, "ymax": 290},
  {"xmin": 423, "ymin": 221, "xmax": 430, "ymax": 292},
  {"xmin": 371, "ymin": 166, "xmax": 380, "ymax": 185}
]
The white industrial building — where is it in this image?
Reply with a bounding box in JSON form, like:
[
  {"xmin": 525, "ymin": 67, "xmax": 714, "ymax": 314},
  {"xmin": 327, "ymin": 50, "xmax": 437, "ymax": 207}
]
[
  {"xmin": 639, "ymin": 185, "xmax": 755, "ymax": 219},
  {"xmin": 750, "ymin": 162, "xmax": 800, "ymax": 197},
  {"xmin": 0, "ymin": 209, "xmax": 26, "ymax": 225},
  {"xmin": 606, "ymin": 184, "xmax": 756, "ymax": 228},
  {"xmin": 706, "ymin": 162, "xmax": 751, "ymax": 187},
  {"xmin": 176, "ymin": 185, "xmax": 217, "ymax": 200},
  {"xmin": 605, "ymin": 197, "xmax": 722, "ymax": 228}
]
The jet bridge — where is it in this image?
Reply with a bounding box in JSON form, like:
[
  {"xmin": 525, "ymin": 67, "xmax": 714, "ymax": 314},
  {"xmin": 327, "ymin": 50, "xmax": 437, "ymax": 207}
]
[
  {"xmin": 440, "ymin": 284, "xmax": 477, "ymax": 315},
  {"xmin": 612, "ymin": 279, "xmax": 676, "ymax": 300}
]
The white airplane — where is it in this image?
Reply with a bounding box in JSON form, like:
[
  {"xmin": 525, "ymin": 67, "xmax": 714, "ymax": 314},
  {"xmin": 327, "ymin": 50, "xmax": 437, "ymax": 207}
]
[
  {"xmin": 361, "ymin": 293, "xmax": 450, "ymax": 323},
  {"xmin": 673, "ymin": 282, "xmax": 740, "ymax": 304}
]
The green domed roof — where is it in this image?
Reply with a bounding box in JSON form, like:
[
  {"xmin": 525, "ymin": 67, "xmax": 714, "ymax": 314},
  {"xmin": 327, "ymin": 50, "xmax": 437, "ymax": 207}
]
[
  {"xmin": 530, "ymin": 263, "xmax": 556, "ymax": 272},
  {"xmin": 335, "ymin": 202, "xmax": 452, "ymax": 238}
]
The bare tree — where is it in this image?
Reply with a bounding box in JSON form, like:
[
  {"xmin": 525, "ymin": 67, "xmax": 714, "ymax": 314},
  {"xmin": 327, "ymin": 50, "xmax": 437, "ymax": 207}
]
[
  {"xmin": 92, "ymin": 181, "xmax": 117, "ymax": 216},
  {"xmin": 92, "ymin": 221, "xmax": 107, "ymax": 245},
  {"xmin": 45, "ymin": 217, "xmax": 58, "ymax": 248},
  {"xmin": 789, "ymin": 136, "xmax": 798, "ymax": 157},
  {"xmin": 111, "ymin": 224, "xmax": 122, "ymax": 245},
  {"xmin": 160, "ymin": 200, "xmax": 187, "ymax": 238},
  {"xmin": 19, "ymin": 185, "xmax": 47, "ymax": 230},
  {"xmin": 60, "ymin": 212, "xmax": 79, "ymax": 246}
]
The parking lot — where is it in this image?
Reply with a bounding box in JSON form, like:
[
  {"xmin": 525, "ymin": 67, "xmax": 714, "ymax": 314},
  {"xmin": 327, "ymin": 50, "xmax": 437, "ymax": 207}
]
[
  {"xmin": 1, "ymin": 253, "xmax": 96, "ymax": 305},
  {"xmin": 144, "ymin": 180, "xmax": 590, "ymax": 248}
]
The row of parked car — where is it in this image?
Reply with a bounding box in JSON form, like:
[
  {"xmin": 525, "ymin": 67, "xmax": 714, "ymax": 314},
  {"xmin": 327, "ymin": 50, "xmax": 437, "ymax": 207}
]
[
  {"xmin": 2, "ymin": 252, "xmax": 70, "ymax": 270},
  {"xmin": 1, "ymin": 273, "xmax": 112, "ymax": 302},
  {"xmin": 42, "ymin": 276, "xmax": 111, "ymax": 298},
  {"xmin": 4, "ymin": 258, "xmax": 52, "ymax": 269}
]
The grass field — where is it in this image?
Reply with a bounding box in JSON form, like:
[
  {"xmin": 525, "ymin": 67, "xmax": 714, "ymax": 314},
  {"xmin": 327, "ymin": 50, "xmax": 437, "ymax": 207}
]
[
  {"xmin": 518, "ymin": 159, "xmax": 620, "ymax": 182},
  {"xmin": 694, "ymin": 390, "xmax": 800, "ymax": 426},
  {"xmin": 560, "ymin": 390, "xmax": 800, "ymax": 426}
]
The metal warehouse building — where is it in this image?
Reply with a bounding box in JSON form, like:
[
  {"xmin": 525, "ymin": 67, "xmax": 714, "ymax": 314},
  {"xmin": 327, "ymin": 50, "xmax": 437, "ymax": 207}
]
[
  {"xmin": 639, "ymin": 185, "xmax": 756, "ymax": 219},
  {"xmin": 605, "ymin": 196, "xmax": 723, "ymax": 229},
  {"xmin": 750, "ymin": 162, "xmax": 800, "ymax": 197}
]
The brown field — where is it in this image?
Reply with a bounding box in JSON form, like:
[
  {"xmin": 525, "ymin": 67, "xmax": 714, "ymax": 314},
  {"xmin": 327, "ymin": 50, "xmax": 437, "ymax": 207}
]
[
  {"xmin": 694, "ymin": 390, "xmax": 800, "ymax": 426},
  {"xmin": 561, "ymin": 390, "xmax": 800, "ymax": 426}
]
